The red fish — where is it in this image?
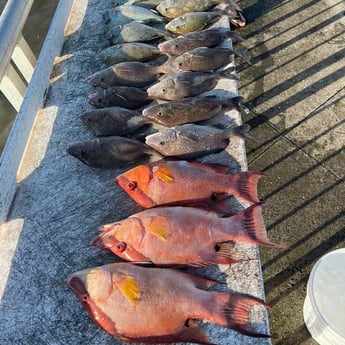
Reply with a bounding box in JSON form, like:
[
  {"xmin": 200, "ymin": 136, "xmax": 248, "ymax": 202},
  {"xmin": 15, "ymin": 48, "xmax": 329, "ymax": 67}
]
[
  {"xmin": 92, "ymin": 203, "xmax": 285, "ymax": 266},
  {"xmin": 115, "ymin": 160, "xmax": 265, "ymax": 208},
  {"xmin": 67, "ymin": 263, "xmax": 271, "ymax": 343}
]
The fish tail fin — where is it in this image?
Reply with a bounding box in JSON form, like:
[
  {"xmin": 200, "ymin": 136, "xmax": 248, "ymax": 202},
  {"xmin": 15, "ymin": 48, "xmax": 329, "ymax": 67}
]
[
  {"xmin": 227, "ymin": 124, "xmax": 256, "ymax": 142},
  {"xmin": 213, "ymin": 292, "xmax": 271, "ymax": 338},
  {"xmin": 217, "ymin": 66, "xmax": 238, "ymax": 80},
  {"xmin": 226, "ymin": 171, "xmax": 265, "ymax": 203},
  {"xmin": 231, "ymin": 202, "xmax": 286, "ymax": 248},
  {"xmin": 226, "ymin": 31, "xmax": 244, "ymax": 43},
  {"xmin": 234, "ymin": 47, "xmax": 252, "ymax": 65}
]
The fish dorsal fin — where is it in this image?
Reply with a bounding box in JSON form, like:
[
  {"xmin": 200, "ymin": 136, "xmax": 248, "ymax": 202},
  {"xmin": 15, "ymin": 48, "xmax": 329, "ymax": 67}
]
[
  {"xmin": 142, "ymin": 216, "xmax": 171, "ymax": 241},
  {"xmin": 114, "ymin": 274, "xmax": 141, "ymax": 306},
  {"xmin": 197, "ymin": 162, "xmax": 231, "ymax": 174},
  {"xmin": 153, "ymin": 165, "xmax": 174, "ymax": 183},
  {"xmin": 185, "ymin": 272, "xmax": 222, "ymax": 290}
]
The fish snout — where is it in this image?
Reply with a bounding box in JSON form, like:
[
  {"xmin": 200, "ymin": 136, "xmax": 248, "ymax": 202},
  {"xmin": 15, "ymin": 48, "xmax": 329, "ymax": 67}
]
[{"xmin": 90, "ymin": 235, "xmax": 105, "ymax": 248}]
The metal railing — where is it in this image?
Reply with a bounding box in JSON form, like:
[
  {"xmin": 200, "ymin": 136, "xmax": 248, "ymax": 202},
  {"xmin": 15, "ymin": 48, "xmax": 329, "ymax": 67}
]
[{"xmin": 0, "ymin": 0, "xmax": 36, "ymax": 111}]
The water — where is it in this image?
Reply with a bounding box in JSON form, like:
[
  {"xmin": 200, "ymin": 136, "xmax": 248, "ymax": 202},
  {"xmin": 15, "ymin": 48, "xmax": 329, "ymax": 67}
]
[{"xmin": 0, "ymin": 0, "xmax": 58, "ymax": 154}]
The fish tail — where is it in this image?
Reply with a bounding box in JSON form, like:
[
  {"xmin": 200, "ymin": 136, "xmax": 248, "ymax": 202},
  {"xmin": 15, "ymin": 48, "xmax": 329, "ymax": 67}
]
[
  {"xmin": 228, "ymin": 124, "xmax": 256, "ymax": 142},
  {"xmin": 217, "ymin": 66, "xmax": 238, "ymax": 80},
  {"xmin": 226, "ymin": 31, "xmax": 244, "ymax": 43},
  {"xmin": 225, "ymin": 171, "xmax": 265, "ymax": 203},
  {"xmin": 234, "ymin": 47, "xmax": 252, "ymax": 65},
  {"xmin": 212, "ymin": 291, "xmax": 271, "ymax": 338},
  {"xmin": 232, "ymin": 202, "xmax": 286, "ymax": 248}
]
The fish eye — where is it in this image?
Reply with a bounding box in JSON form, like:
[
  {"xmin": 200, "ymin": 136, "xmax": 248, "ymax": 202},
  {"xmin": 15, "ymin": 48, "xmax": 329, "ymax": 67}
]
[
  {"xmin": 174, "ymin": 44, "xmax": 179, "ymax": 49},
  {"xmin": 162, "ymin": 88, "xmax": 167, "ymax": 93},
  {"xmin": 159, "ymin": 141, "xmax": 165, "ymax": 146},
  {"xmin": 127, "ymin": 181, "xmax": 137, "ymax": 190},
  {"xmin": 101, "ymin": 77, "xmax": 104, "ymax": 82},
  {"xmin": 82, "ymin": 294, "xmax": 89, "ymax": 303},
  {"xmin": 178, "ymin": 62, "xmax": 182, "ymax": 67},
  {"xmin": 80, "ymin": 149, "xmax": 87, "ymax": 157},
  {"xmin": 115, "ymin": 241, "xmax": 126, "ymax": 253},
  {"xmin": 158, "ymin": 111, "xmax": 163, "ymax": 116},
  {"xmin": 97, "ymin": 98, "xmax": 102, "ymax": 103}
]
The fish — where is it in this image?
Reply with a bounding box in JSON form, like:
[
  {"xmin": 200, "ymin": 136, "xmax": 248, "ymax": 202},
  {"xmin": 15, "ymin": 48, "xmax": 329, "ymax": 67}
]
[
  {"xmin": 103, "ymin": 5, "xmax": 165, "ymax": 26},
  {"xmin": 92, "ymin": 203, "xmax": 285, "ymax": 266},
  {"xmin": 145, "ymin": 123, "xmax": 253, "ymax": 158},
  {"xmin": 142, "ymin": 95, "xmax": 243, "ymax": 126},
  {"xmin": 100, "ymin": 43, "xmax": 162, "ymax": 65},
  {"xmin": 146, "ymin": 66, "xmax": 237, "ymax": 100},
  {"xmin": 171, "ymin": 46, "xmax": 235, "ymax": 72},
  {"xmin": 115, "ymin": 160, "xmax": 265, "ymax": 207},
  {"xmin": 67, "ymin": 262, "xmax": 271, "ymax": 342},
  {"xmin": 109, "ymin": 21, "xmax": 175, "ymax": 45},
  {"xmin": 158, "ymin": 28, "xmax": 244, "ymax": 55},
  {"xmin": 165, "ymin": 11, "xmax": 222, "ymax": 34},
  {"xmin": 80, "ymin": 107, "xmax": 152, "ymax": 137},
  {"xmin": 66, "ymin": 136, "xmax": 161, "ymax": 169},
  {"xmin": 87, "ymin": 60, "xmax": 171, "ymax": 88},
  {"xmin": 88, "ymin": 86, "xmax": 152, "ymax": 109},
  {"xmin": 125, "ymin": 0, "xmax": 161, "ymax": 9}
]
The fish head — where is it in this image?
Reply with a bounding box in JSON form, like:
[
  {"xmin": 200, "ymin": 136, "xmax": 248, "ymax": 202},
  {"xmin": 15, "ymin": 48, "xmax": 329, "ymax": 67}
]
[
  {"xmin": 165, "ymin": 16, "xmax": 185, "ymax": 34},
  {"xmin": 173, "ymin": 53, "xmax": 191, "ymax": 71},
  {"xmin": 146, "ymin": 78, "xmax": 176, "ymax": 100},
  {"xmin": 158, "ymin": 38, "xmax": 184, "ymax": 55},
  {"xmin": 67, "ymin": 141, "xmax": 95, "ymax": 166},
  {"xmin": 142, "ymin": 104, "xmax": 169, "ymax": 122},
  {"xmin": 88, "ymin": 90, "xmax": 109, "ymax": 108},
  {"xmin": 156, "ymin": 3, "xmax": 176, "ymax": 18},
  {"xmin": 145, "ymin": 130, "xmax": 177, "ymax": 156},
  {"xmin": 115, "ymin": 165, "xmax": 155, "ymax": 208},
  {"xmin": 80, "ymin": 111, "xmax": 114, "ymax": 136},
  {"xmin": 67, "ymin": 267, "xmax": 117, "ymax": 335},
  {"xmin": 92, "ymin": 220, "xmax": 150, "ymax": 262},
  {"xmin": 87, "ymin": 68, "xmax": 114, "ymax": 88}
]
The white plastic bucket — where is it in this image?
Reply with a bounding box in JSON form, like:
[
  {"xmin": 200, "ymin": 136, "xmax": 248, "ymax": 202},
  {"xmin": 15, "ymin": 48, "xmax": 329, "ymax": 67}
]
[{"xmin": 303, "ymin": 248, "xmax": 345, "ymax": 345}]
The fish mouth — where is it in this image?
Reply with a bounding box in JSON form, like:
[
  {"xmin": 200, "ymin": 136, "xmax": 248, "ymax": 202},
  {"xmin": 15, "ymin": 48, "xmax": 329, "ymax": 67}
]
[
  {"xmin": 90, "ymin": 235, "xmax": 105, "ymax": 248},
  {"xmin": 67, "ymin": 274, "xmax": 88, "ymax": 298}
]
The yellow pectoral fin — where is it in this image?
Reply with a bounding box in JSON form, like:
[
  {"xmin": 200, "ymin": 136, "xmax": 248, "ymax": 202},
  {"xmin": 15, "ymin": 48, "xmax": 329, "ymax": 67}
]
[
  {"xmin": 143, "ymin": 216, "xmax": 171, "ymax": 241},
  {"xmin": 116, "ymin": 275, "xmax": 141, "ymax": 306},
  {"xmin": 153, "ymin": 165, "xmax": 174, "ymax": 183}
]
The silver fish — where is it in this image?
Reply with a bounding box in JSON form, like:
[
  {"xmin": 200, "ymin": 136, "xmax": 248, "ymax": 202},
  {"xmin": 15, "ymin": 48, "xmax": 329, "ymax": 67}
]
[
  {"xmin": 87, "ymin": 61, "xmax": 170, "ymax": 88},
  {"xmin": 142, "ymin": 95, "xmax": 243, "ymax": 126},
  {"xmin": 145, "ymin": 123, "xmax": 252, "ymax": 158},
  {"xmin": 165, "ymin": 11, "xmax": 222, "ymax": 34},
  {"xmin": 109, "ymin": 21, "xmax": 175, "ymax": 45},
  {"xmin": 158, "ymin": 28, "xmax": 243, "ymax": 55},
  {"xmin": 100, "ymin": 43, "xmax": 162, "ymax": 65},
  {"xmin": 146, "ymin": 66, "xmax": 237, "ymax": 100}
]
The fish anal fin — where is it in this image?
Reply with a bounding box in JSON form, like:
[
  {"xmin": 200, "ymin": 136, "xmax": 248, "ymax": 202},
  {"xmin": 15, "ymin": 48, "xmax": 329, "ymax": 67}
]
[
  {"xmin": 114, "ymin": 274, "xmax": 141, "ymax": 306},
  {"xmin": 185, "ymin": 271, "xmax": 222, "ymax": 290},
  {"xmin": 142, "ymin": 216, "xmax": 171, "ymax": 241},
  {"xmin": 153, "ymin": 165, "xmax": 174, "ymax": 183},
  {"xmin": 213, "ymin": 242, "xmax": 243, "ymax": 264},
  {"xmin": 120, "ymin": 325, "xmax": 215, "ymax": 345}
]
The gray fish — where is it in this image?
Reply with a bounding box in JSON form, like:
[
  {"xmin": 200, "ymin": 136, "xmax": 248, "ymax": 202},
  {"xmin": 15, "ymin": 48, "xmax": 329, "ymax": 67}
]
[
  {"xmin": 109, "ymin": 22, "xmax": 175, "ymax": 45},
  {"xmin": 145, "ymin": 123, "xmax": 252, "ymax": 158},
  {"xmin": 100, "ymin": 43, "xmax": 162, "ymax": 65},
  {"xmin": 103, "ymin": 5, "xmax": 165, "ymax": 26},
  {"xmin": 88, "ymin": 86, "xmax": 152, "ymax": 109},
  {"xmin": 80, "ymin": 107, "xmax": 150, "ymax": 137},
  {"xmin": 157, "ymin": 0, "xmax": 242, "ymax": 18},
  {"xmin": 146, "ymin": 66, "xmax": 237, "ymax": 100},
  {"xmin": 142, "ymin": 95, "xmax": 243, "ymax": 126},
  {"xmin": 165, "ymin": 11, "xmax": 222, "ymax": 34},
  {"xmin": 66, "ymin": 136, "xmax": 161, "ymax": 169},
  {"xmin": 171, "ymin": 46, "xmax": 234, "ymax": 72},
  {"xmin": 87, "ymin": 61, "xmax": 171, "ymax": 88},
  {"xmin": 158, "ymin": 28, "xmax": 243, "ymax": 55},
  {"xmin": 125, "ymin": 0, "xmax": 161, "ymax": 8}
]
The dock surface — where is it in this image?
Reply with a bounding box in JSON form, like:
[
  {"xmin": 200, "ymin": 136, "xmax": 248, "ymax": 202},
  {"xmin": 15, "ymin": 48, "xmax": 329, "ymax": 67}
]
[{"xmin": 0, "ymin": 1, "xmax": 272, "ymax": 344}]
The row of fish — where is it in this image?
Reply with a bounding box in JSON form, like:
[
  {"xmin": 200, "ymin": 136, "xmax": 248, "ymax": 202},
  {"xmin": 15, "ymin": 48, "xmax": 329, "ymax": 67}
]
[{"xmin": 66, "ymin": 1, "xmax": 280, "ymax": 344}]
